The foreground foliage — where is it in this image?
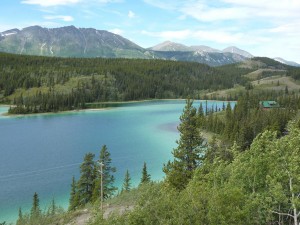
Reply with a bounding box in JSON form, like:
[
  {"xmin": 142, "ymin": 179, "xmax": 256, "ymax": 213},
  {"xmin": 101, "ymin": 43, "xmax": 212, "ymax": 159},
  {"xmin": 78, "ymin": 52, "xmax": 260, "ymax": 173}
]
[{"xmin": 89, "ymin": 121, "xmax": 300, "ymax": 225}]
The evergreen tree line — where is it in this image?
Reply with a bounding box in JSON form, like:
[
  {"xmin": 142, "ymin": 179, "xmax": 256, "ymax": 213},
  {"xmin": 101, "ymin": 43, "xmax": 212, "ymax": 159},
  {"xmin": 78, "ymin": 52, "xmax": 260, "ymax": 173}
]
[
  {"xmin": 0, "ymin": 52, "xmax": 249, "ymax": 114},
  {"xmin": 14, "ymin": 145, "xmax": 151, "ymax": 225},
  {"xmin": 69, "ymin": 145, "xmax": 151, "ymax": 211},
  {"xmin": 199, "ymin": 91, "xmax": 299, "ymax": 150},
  {"xmin": 15, "ymin": 193, "xmax": 63, "ymax": 225}
]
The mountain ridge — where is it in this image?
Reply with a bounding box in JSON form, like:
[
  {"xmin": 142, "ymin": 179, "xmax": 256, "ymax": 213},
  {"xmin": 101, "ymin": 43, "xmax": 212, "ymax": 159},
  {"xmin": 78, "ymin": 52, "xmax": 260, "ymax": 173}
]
[{"xmin": 1, "ymin": 25, "xmax": 294, "ymax": 67}]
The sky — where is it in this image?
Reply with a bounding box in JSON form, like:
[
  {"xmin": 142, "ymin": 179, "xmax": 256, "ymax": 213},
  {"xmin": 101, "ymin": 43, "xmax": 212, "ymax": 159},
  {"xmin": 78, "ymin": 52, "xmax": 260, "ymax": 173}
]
[{"xmin": 0, "ymin": 0, "xmax": 300, "ymax": 62}]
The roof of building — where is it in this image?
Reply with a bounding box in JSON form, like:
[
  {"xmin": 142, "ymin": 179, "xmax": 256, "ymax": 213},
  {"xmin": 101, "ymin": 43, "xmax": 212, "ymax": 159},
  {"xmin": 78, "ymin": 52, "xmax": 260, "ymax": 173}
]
[{"xmin": 259, "ymin": 101, "xmax": 280, "ymax": 108}]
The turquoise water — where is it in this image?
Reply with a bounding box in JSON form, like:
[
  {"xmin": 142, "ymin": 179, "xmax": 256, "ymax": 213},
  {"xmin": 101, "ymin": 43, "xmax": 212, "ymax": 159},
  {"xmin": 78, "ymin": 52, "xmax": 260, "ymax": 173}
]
[{"xmin": 0, "ymin": 100, "xmax": 234, "ymax": 223}]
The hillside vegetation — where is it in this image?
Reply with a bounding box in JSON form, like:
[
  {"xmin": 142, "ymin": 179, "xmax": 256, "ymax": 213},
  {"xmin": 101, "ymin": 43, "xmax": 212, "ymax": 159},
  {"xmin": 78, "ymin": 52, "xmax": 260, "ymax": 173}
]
[
  {"xmin": 2, "ymin": 53, "xmax": 300, "ymax": 114},
  {"xmin": 206, "ymin": 57, "xmax": 300, "ymax": 99},
  {"xmin": 0, "ymin": 52, "xmax": 247, "ymax": 114}
]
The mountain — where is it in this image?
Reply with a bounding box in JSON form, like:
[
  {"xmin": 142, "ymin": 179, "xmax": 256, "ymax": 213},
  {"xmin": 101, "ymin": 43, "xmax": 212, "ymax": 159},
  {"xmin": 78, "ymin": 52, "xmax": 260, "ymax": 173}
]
[
  {"xmin": 223, "ymin": 46, "xmax": 253, "ymax": 58},
  {"xmin": 0, "ymin": 25, "xmax": 146, "ymax": 58},
  {"xmin": 274, "ymin": 57, "xmax": 300, "ymax": 67},
  {"xmin": 0, "ymin": 26, "xmax": 252, "ymax": 66},
  {"xmin": 189, "ymin": 45, "xmax": 220, "ymax": 53},
  {"xmin": 149, "ymin": 41, "xmax": 221, "ymax": 53},
  {"xmin": 149, "ymin": 41, "xmax": 190, "ymax": 51},
  {"xmin": 153, "ymin": 50, "xmax": 247, "ymax": 66}
]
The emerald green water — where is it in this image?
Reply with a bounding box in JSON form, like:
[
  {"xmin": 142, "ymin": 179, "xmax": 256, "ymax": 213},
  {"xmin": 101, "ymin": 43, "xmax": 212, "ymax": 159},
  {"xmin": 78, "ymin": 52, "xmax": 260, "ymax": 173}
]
[{"xmin": 0, "ymin": 100, "xmax": 233, "ymax": 223}]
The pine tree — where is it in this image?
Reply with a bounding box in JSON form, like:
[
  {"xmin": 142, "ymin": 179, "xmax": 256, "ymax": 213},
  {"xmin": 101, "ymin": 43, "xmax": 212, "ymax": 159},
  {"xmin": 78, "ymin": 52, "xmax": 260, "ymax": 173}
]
[
  {"xmin": 77, "ymin": 153, "xmax": 95, "ymax": 205},
  {"xmin": 69, "ymin": 176, "xmax": 79, "ymax": 210},
  {"xmin": 122, "ymin": 170, "xmax": 131, "ymax": 192},
  {"xmin": 46, "ymin": 197, "xmax": 57, "ymax": 216},
  {"xmin": 92, "ymin": 145, "xmax": 117, "ymax": 201},
  {"xmin": 30, "ymin": 192, "xmax": 40, "ymax": 219},
  {"xmin": 163, "ymin": 99, "xmax": 205, "ymax": 190},
  {"xmin": 140, "ymin": 162, "xmax": 151, "ymax": 184},
  {"xmin": 16, "ymin": 208, "xmax": 23, "ymax": 225}
]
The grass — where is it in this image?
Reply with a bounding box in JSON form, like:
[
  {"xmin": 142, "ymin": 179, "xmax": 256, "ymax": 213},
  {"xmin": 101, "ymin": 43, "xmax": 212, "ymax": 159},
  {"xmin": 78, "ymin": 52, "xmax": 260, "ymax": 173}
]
[
  {"xmin": 244, "ymin": 69, "xmax": 286, "ymax": 80},
  {"xmin": 252, "ymin": 76, "xmax": 300, "ymax": 91}
]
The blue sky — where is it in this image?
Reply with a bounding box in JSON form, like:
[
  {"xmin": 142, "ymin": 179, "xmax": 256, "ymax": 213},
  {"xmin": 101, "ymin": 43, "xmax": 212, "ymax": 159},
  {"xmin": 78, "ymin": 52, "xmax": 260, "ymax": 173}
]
[{"xmin": 1, "ymin": 0, "xmax": 300, "ymax": 62}]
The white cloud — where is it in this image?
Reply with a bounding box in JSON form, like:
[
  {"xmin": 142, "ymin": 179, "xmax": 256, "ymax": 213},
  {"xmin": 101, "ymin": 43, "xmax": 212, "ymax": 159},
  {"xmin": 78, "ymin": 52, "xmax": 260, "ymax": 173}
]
[
  {"xmin": 269, "ymin": 22, "xmax": 300, "ymax": 36},
  {"xmin": 142, "ymin": 29, "xmax": 270, "ymax": 46},
  {"xmin": 21, "ymin": 0, "xmax": 81, "ymax": 7},
  {"xmin": 143, "ymin": 0, "xmax": 179, "ymax": 10},
  {"xmin": 128, "ymin": 10, "xmax": 135, "ymax": 19},
  {"xmin": 180, "ymin": 0, "xmax": 300, "ymax": 22},
  {"xmin": 141, "ymin": 29, "xmax": 190, "ymax": 40},
  {"xmin": 109, "ymin": 28, "xmax": 123, "ymax": 35},
  {"xmin": 181, "ymin": 4, "xmax": 250, "ymax": 22},
  {"xmin": 44, "ymin": 15, "xmax": 74, "ymax": 21},
  {"xmin": 21, "ymin": 0, "xmax": 120, "ymax": 7}
]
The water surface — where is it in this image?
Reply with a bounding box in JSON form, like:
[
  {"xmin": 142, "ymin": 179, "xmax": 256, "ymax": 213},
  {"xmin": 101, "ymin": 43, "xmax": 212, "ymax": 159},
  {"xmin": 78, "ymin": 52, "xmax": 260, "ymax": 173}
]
[{"xmin": 0, "ymin": 100, "xmax": 233, "ymax": 223}]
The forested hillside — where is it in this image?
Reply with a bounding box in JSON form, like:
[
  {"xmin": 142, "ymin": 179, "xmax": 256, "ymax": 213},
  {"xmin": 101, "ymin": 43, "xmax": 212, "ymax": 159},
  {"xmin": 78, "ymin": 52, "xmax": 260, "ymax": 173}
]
[
  {"xmin": 1, "ymin": 52, "xmax": 300, "ymax": 114},
  {"xmin": 0, "ymin": 52, "xmax": 245, "ymax": 114}
]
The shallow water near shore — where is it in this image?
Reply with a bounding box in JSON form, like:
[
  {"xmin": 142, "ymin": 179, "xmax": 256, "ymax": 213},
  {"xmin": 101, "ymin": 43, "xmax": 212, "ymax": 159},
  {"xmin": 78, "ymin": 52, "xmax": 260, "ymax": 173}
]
[{"xmin": 0, "ymin": 100, "xmax": 234, "ymax": 223}]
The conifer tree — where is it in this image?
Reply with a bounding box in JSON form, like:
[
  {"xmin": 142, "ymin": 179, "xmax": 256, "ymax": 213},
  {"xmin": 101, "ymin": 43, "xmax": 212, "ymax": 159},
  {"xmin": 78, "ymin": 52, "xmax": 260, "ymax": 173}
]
[
  {"xmin": 77, "ymin": 153, "xmax": 95, "ymax": 205},
  {"xmin": 140, "ymin": 162, "xmax": 151, "ymax": 184},
  {"xmin": 50, "ymin": 198, "xmax": 56, "ymax": 215},
  {"xmin": 69, "ymin": 176, "xmax": 79, "ymax": 210},
  {"xmin": 92, "ymin": 145, "xmax": 117, "ymax": 201},
  {"xmin": 163, "ymin": 99, "xmax": 205, "ymax": 190},
  {"xmin": 122, "ymin": 170, "xmax": 131, "ymax": 192},
  {"xmin": 16, "ymin": 208, "xmax": 23, "ymax": 225},
  {"xmin": 30, "ymin": 192, "xmax": 40, "ymax": 219}
]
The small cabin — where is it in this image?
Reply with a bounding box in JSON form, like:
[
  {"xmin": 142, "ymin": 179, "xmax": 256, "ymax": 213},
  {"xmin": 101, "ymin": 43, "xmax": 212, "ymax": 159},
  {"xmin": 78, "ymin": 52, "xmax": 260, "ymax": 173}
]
[{"xmin": 259, "ymin": 101, "xmax": 280, "ymax": 110}]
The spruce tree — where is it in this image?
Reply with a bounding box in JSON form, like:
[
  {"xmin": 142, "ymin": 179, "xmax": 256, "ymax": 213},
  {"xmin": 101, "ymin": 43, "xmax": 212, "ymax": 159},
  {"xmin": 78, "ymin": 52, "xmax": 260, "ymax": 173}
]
[
  {"xmin": 163, "ymin": 99, "xmax": 205, "ymax": 190},
  {"xmin": 69, "ymin": 176, "xmax": 79, "ymax": 210},
  {"xmin": 77, "ymin": 153, "xmax": 95, "ymax": 205},
  {"xmin": 122, "ymin": 170, "xmax": 131, "ymax": 192},
  {"xmin": 92, "ymin": 145, "xmax": 117, "ymax": 201},
  {"xmin": 30, "ymin": 192, "xmax": 40, "ymax": 219},
  {"xmin": 16, "ymin": 208, "xmax": 23, "ymax": 225},
  {"xmin": 46, "ymin": 197, "xmax": 56, "ymax": 216},
  {"xmin": 140, "ymin": 162, "xmax": 151, "ymax": 184}
]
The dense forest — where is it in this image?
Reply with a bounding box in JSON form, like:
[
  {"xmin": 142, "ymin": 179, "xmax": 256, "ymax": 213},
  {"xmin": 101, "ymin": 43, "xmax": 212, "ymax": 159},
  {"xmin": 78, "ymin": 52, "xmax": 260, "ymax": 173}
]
[
  {"xmin": 201, "ymin": 91, "xmax": 300, "ymax": 150},
  {"xmin": 0, "ymin": 52, "xmax": 249, "ymax": 114},
  {"xmin": 1, "ymin": 52, "xmax": 299, "ymax": 114}
]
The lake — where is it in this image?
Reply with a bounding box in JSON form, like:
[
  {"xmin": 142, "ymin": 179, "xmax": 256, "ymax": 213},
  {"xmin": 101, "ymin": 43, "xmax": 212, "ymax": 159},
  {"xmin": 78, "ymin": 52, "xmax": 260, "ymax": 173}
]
[{"xmin": 0, "ymin": 100, "xmax": 234, "ymax": 223}]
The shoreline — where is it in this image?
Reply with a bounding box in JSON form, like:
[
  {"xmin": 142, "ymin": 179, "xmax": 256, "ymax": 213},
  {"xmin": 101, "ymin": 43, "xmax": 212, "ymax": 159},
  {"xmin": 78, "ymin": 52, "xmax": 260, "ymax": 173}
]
[{"xmin": 0, "ymin": 99, "xmax": 236, "ymax": 117}]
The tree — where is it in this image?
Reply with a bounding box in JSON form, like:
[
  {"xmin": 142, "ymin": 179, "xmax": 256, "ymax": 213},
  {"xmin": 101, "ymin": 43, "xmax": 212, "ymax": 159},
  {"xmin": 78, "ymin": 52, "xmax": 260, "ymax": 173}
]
[
  {"xmin": 164, "ymin": 99, "xmax": 205, "ymax": 190},
  {"xmin": 69, "ymin": 176, "xmax": 79, "ymax": 210},
  {"xmin": 285, "ymin": 85, "xmax": 289, "ymax": 94},
  {"xmin": 140, "ymin": 162, "xmax": 151, "ymax": 184},
  {"xmin": 30, "ymin": 192, "xmax": 40, "ymax": 219},
  {"xmin": 48, "ymin": 198, "xmax": 56, "ymax": 216},
  {"xmin": 122, "ymin": 170, "xmax": 131, "ymax": 192},
  {"xmin": 266, "ymin": 122, "xmax": 300, "ymax": 225},
  {"xmin": 92, "ymin": 145, "xmax": 117, "ymax": 201},
  {"xmin": 16, "ymin": 208, "xmax": 23, "ymax": 225},
  {"xmin": 77, "ymin": 153, "xmax": 95, "ymax": 205}
]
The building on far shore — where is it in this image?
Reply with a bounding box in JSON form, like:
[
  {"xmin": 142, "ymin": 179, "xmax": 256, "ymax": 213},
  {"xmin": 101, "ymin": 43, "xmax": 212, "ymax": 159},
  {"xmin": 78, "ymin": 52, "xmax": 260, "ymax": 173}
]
[{"xmin": 259, "ymin": 101, "xmax": 280, "ymax": 110}]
